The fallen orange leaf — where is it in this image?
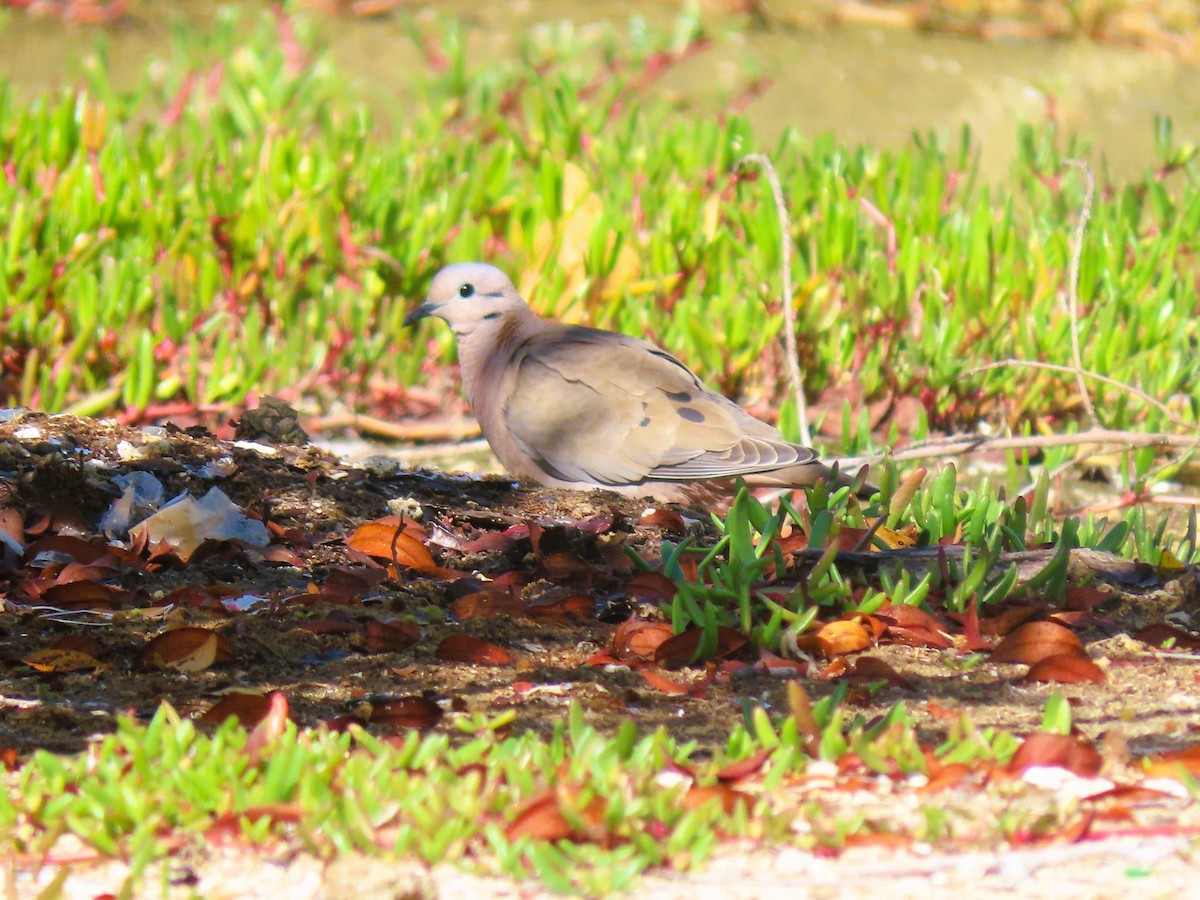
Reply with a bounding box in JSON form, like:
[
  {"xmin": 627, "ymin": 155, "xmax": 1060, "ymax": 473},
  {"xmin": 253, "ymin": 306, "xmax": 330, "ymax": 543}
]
[
  {"xmin": 197, "ymin": 692, "xmax": 272, "ymax": 727},
  {"xmin": 1135, "ymin": 623, "xmax": 1200, "ymax": 651},
  {"xmin": 841, "ymin": 655, "xmax": 914, "ymax": 689},
  {"xmin": 362, "ymin": 618, "xmax": 421, "ymax": 653},
  {"xmin": 816, "ymin": 618, "xmax": 873, "ymax": 658},
  {"xmin": 138, "ymin": 627, "xmax": 233, "ymax": 672},
  {"xmin": 50, "ymin": 634, "xmax": 101, "ymax": 656},
  {"xmin": 370, "ymin": 696, "xmax": 444, "ymax": 731},
  {"xmin": 1025, "ymin": 653, "xmax": 1106, "ymax": 684},
  {"xmin": 21, "ymin": 648, "xmax": 104, "ymax": 673},
  {"xmin": 506, "ymin": 794, "xmax": 572, "ymax": 842},
  {"xmin": 639, "ymin": 668, "xmax": 694, "ymax": 695},
  {"xmin": 244, "ymin": 692, "xmax": 290, "ymax": 765},
  {"xmin": 624, "ymin": 571, "xmax": 678, "ymax": 602},
  {"xmin": 450, "ymin": 587, "xmax": 526, "ymax": 620},
  {"xmin": 654, "ymin": 626, "xmax": 746, "ymax": 668},
  {"xmin": 436, "ymin": 634, "xmax": 513, "ymax": 665},
  {"xmin": 346, "ymin": 519, "xmax": 435, "ymax": 571},
  {"xmin": 683, "ymin": 784, "xmax": 752, "ymax": 814},
  {"xmin": 716, "ymin": 749, "xmax": 772, "ymax": 783},
  {"xmin": 992, "ymin": 621, "xmax": 1083, "ymax": 665},
  {"xmin": 39, "ymin": 581, "xmax": 117, "ymax": 610},
  {"xmin": 1009, "ymin": 732, "xmax": 1102, "ymax": 777},
  {"xmin": 612, "ymin": 619, "xmax": 674, "ymax": 663}
]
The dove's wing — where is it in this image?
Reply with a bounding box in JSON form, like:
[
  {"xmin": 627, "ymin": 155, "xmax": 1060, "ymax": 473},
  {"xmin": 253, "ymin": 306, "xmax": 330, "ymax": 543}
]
[{"xmin": 499, "ymin": 326, "xmax": 817, "ymax": 487}]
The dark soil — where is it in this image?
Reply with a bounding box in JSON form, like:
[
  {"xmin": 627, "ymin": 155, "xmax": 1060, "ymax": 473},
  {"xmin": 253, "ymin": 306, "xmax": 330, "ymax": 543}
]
[{"xmin": 2, "ymin": 411, "xmax": 1199, "ymax": 764}]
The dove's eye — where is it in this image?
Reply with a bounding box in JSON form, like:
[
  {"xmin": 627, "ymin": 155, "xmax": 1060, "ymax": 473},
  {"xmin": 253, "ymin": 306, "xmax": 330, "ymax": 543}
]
[{"xmin": 459, "ymin": 283, "xmax": 475, "ymax": 298}]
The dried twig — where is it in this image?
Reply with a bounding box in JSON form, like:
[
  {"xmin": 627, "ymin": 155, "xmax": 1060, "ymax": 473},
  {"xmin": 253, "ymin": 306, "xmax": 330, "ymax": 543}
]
[
  {"xmin": 311, "ymin": 411, "xmax": 481, "ymax": 443},
  {"xmin": 888, "ymin": 427, "xmax": 1200, "ymax": 462},
  {"xmin": 1063, "ymin": 159, "xmax": 1097, "ymax": 427},
  {"xmin": 736, "ymin": 153, "xmax": 811, "ymax": 445},
  {"xmin": 966, "ymin": 359, "xmax": 1183, "ymax": 426}
]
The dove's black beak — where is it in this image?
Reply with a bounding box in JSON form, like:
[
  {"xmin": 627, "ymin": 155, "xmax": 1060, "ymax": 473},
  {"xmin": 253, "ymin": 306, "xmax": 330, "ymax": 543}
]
[{"xmin": 403, "ymin": 303, "xmax": 436, "ymax": 327}]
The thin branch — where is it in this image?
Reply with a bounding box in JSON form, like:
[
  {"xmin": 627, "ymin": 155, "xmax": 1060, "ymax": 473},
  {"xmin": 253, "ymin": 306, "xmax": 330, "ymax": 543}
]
[
  {"xmin": 887, "ymin": 427, "xmax": 1200, "ymax": 464},
  {"xmin": 1063, "ymin": 158, "xmax": 1098, "ymax": 427},
  {"xmin": 965, "ymin": 359, "xmax": 1184, "ymax": 425},
  {"xmin": 736, "ymin": 153, "xmax": 811, "ymax": 445},
  {"xmin": 310, "ymin": 411, "xmax": 482, "ymax": 443},
  {"xmin": 856, "ymin": 195, "xmax": 897, "ymax": 275}
]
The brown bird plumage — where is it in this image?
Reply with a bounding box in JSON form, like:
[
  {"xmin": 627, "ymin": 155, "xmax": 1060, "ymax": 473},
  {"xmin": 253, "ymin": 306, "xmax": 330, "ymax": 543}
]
[{"xmin": 406, "ymin": 263, "xmax": 860, "ymax": 503}]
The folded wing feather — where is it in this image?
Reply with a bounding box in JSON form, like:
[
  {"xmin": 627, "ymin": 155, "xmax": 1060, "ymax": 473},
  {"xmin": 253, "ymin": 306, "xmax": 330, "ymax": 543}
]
[{"xmin": 501, "ymin": 326, "xmax": 817, "ymax": 486}]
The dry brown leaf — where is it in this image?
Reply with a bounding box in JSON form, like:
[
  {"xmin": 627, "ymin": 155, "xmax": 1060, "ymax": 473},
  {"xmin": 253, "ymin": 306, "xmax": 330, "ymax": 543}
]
[
  {"xmin": 612, "ymin": 619, "xmax": 674, "ymax": 663},
  {"xmin": 0, "ymin": 507, "xmax": 24, "ymax": 550},
  {"xmin": 1009, "ymin": 732, "xmax": 1102, "ymax": 777},
  {"xmin": 1135, "ymin": 623, "xmax": 1200, "ymax": 651},
  {"xmin": 639, "ymin": 668, "xmax": 694, "ymax": 695},
  {"xmin": 23, "ymin": 535, "xmax": 111, "ymax": 565},
  {"xmin": 815, "ymin": 618, "xmax": 873, "ymax": 658},
  {"xmin": 980, "ymin": 605, "xmax": 1041, "ymax": 636},
  {"xmin": 842, "ymin": 832, "xmax": 914, "ymax": 850},
  {"xmin": 370, "ymin": 696, "xmax": 443, "ymax": 731},
  {"xmin": 39, "ymin": 581, "xmax": 117, "ymax": 610},
  {"xmin": 435, "ymin": 634, "xmax": 513, "ymax": 665},
  {"xmin": 1064, "ymin": 585, "xmax": 1109, "ymax": 610},
  {"xmin": 683, "ymin": 784, "xmax": 752, "ymax": 814},
  {"xmin": 756, "ymin": 649, "xmax": 808, "ymax": 675},
  {"xmin": 52, "ymin": 562, "xmax": 110, "ymax": 584},
  {"xmin": 21, "ymin": 648, "xmax": 105, "ymax": 673},
  {"xmin": 875, "ymin": 603, "xmax": 953, "ymax": 649},
  {"xmin": 527, "ymin": 592, "xmax": 595, "ymax": 619},
  {"xmin": 205, "ymin": 802, "xmax": 304, "ymax": 846},
  {"xmin": 654, "ymin": 626, "xmax": 746, "ymax": 669},
  {"xmin": 345, "ymin": 518, "xmax": 435, "ymax": 571},
  {"xmin": 624, "ymin": 571, "xmax": 678, "ymax": 602},
  {"xmin": 197, "ymin": 692, "xmax": 272, "ymax": 727},
  {"xmin": 1143, "ymin": 744, "xmax": 1200, "ymax": 780},
  {"xmin": 506, "ymin": 794, "xmax": 572, "ymax": 842},
  {"xmin": 538, "ymin": 551, "xmax": 593, "ymax": 585},
  {"xmin": 991, "ymin": 621, "xmax": 1083, "ymax": 665},
  {"xmin": 51, "ymin": 634, "xmax": 101, "ymax": 656},
  {"xmin": 362, "ymin": 618, "xmax": 421, "ymax": 653},
  {"xmin": 716, "ymin": 749, "xmax": 772, "ymax": 783},
  {"xmin": 842, "ymin": 656, "xmax": 915, "ymax": 689},
  {"xmin": 293, "ymin": 616, "xmax": 363, "ymax": 636},
  {"xmin": 834, "ymin": 527, "xmax": 873, "ymax": 551},
  {"xmin": 139, "ymin": 627, "xmax": 233, "ymax": 672},
  {"xmin": 1025, "ymin": 653, "xmax": 1107, "ymax": 684},
  {"xmin": 322, "ymin": 566, "xmax": 386, "ymax": 599},
  {"xmin": 449, "ymin": 587, "xmax": 526, "ymax": 620},
  {"xmin": 635, "ymin": 508, "xmax": 687, "ymax": 535},
  {"xmin": 919, "ymin": 762, "xmax": 974, "ymax": 793},
  {"xmin": 244, "ymin": 692, "xmax": 290, "ymax": 765}
]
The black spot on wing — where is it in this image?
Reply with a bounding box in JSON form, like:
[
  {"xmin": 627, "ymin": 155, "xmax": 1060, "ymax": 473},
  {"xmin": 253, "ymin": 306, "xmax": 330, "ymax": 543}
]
[
  {"xmin": 677, "ymin": 407, "xmax": 706, "ymax": 424},
  {"xmin": 664, "ymin": 390, "xmax": 692, "ymax": 403}
]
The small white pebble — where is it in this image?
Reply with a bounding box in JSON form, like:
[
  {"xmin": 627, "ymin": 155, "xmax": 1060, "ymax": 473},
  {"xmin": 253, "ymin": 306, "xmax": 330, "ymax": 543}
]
[
  {"xmin": 357, "ymin": 455, "xmax": 402, "ymax": 476},
  {"xmin": 116, "ymin": 440, "xmax": 145, "ymax": 461},
  {"xmin": 196, "ymin": 456, "xmax": 237, "ymax": 479},
  {"xmin": 387, "ymin": 497, "xmax": 423, "ymax": 520},
  {"xmin": 231, "ymin": 440, "xmax": 279, "ymax": 457}
]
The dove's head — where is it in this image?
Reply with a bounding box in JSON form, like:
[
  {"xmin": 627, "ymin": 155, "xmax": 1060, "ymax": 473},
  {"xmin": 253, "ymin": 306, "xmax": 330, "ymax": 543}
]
[{"xmin": 405, "ymin": 263, "xmax": 529, "ymax": 336}]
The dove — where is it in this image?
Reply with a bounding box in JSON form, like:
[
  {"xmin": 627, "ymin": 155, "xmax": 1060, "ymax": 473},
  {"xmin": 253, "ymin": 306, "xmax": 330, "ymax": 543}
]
[{"xmin": 404, "ymin": 262, "xmax": 866, "ymax": 503}]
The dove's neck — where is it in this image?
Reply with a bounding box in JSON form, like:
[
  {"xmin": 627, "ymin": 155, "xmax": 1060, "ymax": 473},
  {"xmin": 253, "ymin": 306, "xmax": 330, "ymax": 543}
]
[{"xmin": 457, "ymin": 305, "xmax": 542, "ymax": 408}]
